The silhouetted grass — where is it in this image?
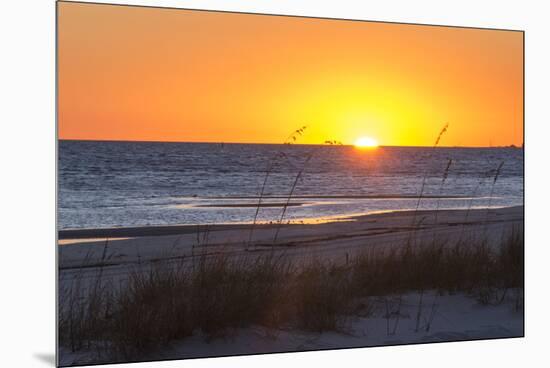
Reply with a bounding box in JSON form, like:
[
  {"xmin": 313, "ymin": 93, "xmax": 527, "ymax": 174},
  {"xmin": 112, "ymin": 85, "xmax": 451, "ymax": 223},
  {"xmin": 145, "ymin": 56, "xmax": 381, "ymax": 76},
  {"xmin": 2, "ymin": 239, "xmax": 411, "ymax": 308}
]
[
  {"xmin": 292, "ymin": 260, "xmax": 353, "ymax": 332},
  {"xmin": 247, "ymin": 126, "xmax": 307, "ymax": 248},
  {"xmin": 408, "ymin": 123, "xmax": 449, "ymax": 246},
  {"xmin": 273, "ymin": 140, "xmax": 342, "ymax": 243}
]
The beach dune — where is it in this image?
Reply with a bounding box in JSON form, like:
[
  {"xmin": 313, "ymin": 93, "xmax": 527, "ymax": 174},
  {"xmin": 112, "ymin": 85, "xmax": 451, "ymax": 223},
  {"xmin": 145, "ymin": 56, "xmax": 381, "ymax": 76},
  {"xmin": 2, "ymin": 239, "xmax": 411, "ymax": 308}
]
[{"xmin": 58, "ymin": 206, "xmax": 523, "ymax": 366}]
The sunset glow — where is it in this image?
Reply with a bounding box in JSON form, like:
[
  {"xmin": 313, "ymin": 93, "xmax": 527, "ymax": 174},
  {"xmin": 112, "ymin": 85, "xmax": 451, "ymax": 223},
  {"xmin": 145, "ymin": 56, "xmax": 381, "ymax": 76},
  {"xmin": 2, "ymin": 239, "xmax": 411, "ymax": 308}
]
[
  {"xmin": 354, "ymin": 136, "xmax": 379, "ymax": 148},
  {"xmin": 58, "ymin": 3, "xmax": 523, "ymax": 147}
]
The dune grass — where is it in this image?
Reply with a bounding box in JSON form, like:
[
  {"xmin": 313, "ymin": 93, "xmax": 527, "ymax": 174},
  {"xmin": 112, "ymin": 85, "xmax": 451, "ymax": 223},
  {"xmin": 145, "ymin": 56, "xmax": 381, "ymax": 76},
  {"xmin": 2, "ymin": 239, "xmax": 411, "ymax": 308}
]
[{"xmin": 59, "ymin": 226, "xmax": 523, "ymax": 361}]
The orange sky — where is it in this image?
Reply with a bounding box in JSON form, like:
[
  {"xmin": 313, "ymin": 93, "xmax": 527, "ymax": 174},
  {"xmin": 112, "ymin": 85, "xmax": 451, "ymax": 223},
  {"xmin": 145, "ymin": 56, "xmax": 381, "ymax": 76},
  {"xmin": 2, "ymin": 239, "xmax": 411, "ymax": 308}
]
[{"xmin": 58, "ymin": 2, "xmax": 523, "ymax": 147}]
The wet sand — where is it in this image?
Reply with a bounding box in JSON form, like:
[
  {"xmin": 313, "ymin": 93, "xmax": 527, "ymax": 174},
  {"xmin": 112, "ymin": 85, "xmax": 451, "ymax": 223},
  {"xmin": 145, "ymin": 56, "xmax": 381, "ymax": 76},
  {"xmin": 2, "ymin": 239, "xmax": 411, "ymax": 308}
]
[{"xmin": 59, "ymin": 206, "xmax": 523, "ymax": 271}]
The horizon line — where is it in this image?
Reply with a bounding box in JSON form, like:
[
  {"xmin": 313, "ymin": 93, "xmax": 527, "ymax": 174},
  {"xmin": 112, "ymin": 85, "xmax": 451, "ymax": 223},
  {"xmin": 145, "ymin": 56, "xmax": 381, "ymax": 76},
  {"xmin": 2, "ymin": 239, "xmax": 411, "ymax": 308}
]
[{"xmin": 58, "ymin": 138, "xmax": 523, "ymax": 149}]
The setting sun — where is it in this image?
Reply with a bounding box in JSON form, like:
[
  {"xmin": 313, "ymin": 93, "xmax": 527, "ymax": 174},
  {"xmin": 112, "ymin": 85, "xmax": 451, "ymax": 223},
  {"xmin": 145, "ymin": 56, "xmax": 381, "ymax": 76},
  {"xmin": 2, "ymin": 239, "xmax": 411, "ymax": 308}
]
[{"xmin": 354, "ymin": 136, "xmax": 379, "ymax": 148}]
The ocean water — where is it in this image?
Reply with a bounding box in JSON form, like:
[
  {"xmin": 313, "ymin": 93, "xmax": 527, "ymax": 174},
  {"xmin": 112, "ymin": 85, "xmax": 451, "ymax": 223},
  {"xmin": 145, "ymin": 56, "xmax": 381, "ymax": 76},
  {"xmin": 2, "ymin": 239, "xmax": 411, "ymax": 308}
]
[{"xmin": 58, "ymin": 140, "xmax": 523, "ymax": 229}]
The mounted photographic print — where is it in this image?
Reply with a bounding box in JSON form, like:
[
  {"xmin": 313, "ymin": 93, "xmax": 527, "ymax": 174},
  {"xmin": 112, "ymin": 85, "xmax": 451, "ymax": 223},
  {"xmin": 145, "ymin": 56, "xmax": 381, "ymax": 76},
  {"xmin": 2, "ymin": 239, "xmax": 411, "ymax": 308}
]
[{"xmin": 57, "ymin": 1, "xmax": 524, "ymax": 366}]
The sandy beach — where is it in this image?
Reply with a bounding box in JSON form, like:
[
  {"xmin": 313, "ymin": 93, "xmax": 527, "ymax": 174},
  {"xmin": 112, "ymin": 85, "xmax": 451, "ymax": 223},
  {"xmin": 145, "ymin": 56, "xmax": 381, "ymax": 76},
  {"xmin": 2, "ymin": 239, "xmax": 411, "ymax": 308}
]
[
  {"xmin": 58, "ymin": 206, "xmax": 523, "ymax": 366},
  {"xmin": 59, "ymin": 205, "xmax": 523, "ymax": 271}
]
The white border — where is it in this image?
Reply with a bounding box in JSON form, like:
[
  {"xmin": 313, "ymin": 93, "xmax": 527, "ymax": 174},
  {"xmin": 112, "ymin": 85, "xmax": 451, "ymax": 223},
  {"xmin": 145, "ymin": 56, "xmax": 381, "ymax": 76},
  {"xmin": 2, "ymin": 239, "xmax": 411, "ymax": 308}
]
[{"xmin": 1, "ymin": 0, "xmax": 549, "ymax": 367}]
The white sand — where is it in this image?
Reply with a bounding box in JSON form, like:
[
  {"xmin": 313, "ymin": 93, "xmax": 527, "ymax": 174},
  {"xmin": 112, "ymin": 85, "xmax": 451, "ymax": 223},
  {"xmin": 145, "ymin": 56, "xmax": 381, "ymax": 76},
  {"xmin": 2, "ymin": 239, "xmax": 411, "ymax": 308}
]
[{"xmin": 59, "ymin": 290, "xmax": 523, "ymax": 366}]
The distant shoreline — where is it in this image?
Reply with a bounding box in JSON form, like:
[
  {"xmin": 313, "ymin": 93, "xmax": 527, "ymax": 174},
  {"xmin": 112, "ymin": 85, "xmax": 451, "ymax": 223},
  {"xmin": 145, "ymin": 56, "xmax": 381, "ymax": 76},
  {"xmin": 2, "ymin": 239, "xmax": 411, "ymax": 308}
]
[
  {"xmin": 204, "ymin": 194, "xmax": 470, "ymax": 199},
  {"xmin": 58, "ymin": 139, "xmax": 523, "ymax": 149}
]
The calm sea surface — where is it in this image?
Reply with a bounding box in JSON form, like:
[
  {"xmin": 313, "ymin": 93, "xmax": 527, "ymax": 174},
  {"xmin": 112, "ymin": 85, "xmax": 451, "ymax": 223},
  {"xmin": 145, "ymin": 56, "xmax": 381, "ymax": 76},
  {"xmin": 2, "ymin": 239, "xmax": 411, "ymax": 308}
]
[{"xmin": 58, "ymin": 140, "xmax": 523, "ymax": 229}]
